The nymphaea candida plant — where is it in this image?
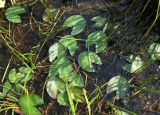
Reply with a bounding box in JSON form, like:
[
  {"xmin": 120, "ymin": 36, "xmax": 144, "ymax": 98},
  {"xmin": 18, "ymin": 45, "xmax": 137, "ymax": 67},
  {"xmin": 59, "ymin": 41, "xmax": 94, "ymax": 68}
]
[{"xmin": 46, "ymin": 15, "xmax": 129, "ymax": 111}]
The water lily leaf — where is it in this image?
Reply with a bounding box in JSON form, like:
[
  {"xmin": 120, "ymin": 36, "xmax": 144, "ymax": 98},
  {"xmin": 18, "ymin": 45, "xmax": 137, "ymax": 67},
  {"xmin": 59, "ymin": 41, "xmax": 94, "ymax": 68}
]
[
  {"xmin": 55, "ymin": 78, "xmax": 66, "ymax": 93},
  {"xmin": 58, "ymin": 62, "xmax": 73, "ymax": 81},
  {"xmin": 91, "ymin": 16, "xmax": 106, "ymax": 28},
  {"xmin": 5, "ymin": 6, "xmax": 26, "ymax": 23},
  {"xmin": 48, "ymin": 63, "xmax": 58, "ymax": 78},
  {"xmin": 68, "ymin": 72, "xmax": 79, "ymax": 82},
  {"xmin": 0, "ymin": 0, "xmax": 5, "ymax": 8},
  {"xmin": 56, "ymin": 58, "xmax": 73, "ymax": 80},
  {"xmin": 46, "ymin": 77, "xmax": 59, "ymax": 99},
  {"xmin": 46, "ymin": 77, "xmax": 65, "ymax": 99},
  {"xmin": 15, "ymin": 83, "xmax": 22, "ymax": 93},
  {"xmin": 3, "ymin": 81, "xmax": 12, "ymax": 94},
  {"xmin": 43, "ymin": 6, "xmax": 57, "ymax": 22},
  {"xmin": 86, "ymin": 31, "xmax": 108, "ymax": 53},
  {"xmin": 122, "ymin": 55, "xmax": 144, "ymax": 73},
  {"xmin": 8, "ymin": 68, "xmax": 17, "ymax": 83},
  {"xmin": 60, "ymin": 35, "xmax": 78, "ymax": 56},
  {"xmin": 49, "ymin": 43, "xmax": 66, "ymax": 62},
  {"xmin": 19, "ymin": 94, "xmax": 44, "ymax": 115},
  {"xmin": 8, "ymin": 67, "xmax": 32, "ymax": 83},
  {"xmin": 63, "ymin": 15, "xmax": 86, "ymax": 35},
  {"xmin": 70, "ymin": 74, "xmax": 84, "ymax": 87},
  {"xmin": 18, "ymin": 67, "xmax": 32, "ymax": 82},
  {"xmin": 106, "ymin": 76, "xmax": 128, "ymax": 99},
  {"xmin": 57, "ymin": 93, "xmax": 69, "ymax": 106},
  {"xmin": 78, "ymin": 51, "xmax": 102, "ymax": 72},
  {"xmin": 148, "ymin": 43, "xmax": 160, "ymax": 60}
]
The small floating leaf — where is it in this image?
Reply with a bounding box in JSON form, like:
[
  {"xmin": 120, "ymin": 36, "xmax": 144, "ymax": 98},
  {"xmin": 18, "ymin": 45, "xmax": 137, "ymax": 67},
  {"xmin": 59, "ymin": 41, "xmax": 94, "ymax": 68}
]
[
  {"xmin": 60, "ymin": 35, "xmax": 78, "ymax": 56},
  {"xmin": 106, "ymin": 75, "xmax": 128, "ymax": 99},
  {"xmin": 3, "ymin": 81, "xmax": 12, "ymax": 94},
  {"xmin": 63, "ymin": 15, "xmax": 86, "ymax": 35},
  {"xmin": 5, "ymin": 6, "xmax": 26, "ymax": 23},
  {"xmin": 8, "ymin": 68, "xmax": 17, "ymax": 83},
  {"xmin": 122, "ymin": 55, "xmax": 144, "ymax": 73},
  {"xmin": 57, "ymin": 93, "xmax": 69, "ymax": 106},
  {"xmin": 148, "ymin": 43, "xmax": 160, "ymax": 60},
  {"xmin": 49, "ymin": 43, "xmax": 66, "ymax": 62},
  {"xmin": 91, "ymin": 16, "xmax": 106, "ymax": 28},
  {"xmin": 19, "ymin": 94, "xmax": 44, "ymax": 115},
  {"xmin": 46, "ymin": 77, "xmax": 59, "ymax": 99},
  {"xmin": 48, "ymin": 63, "xmax": 58, "ymax": 78},
  {"xmin": 18, "ymin": 67, "xmax": 32, "ymax": 82},
  {"xmin": 86, "ymin": 31, "xmax": 108, "ymax": 53},
  {"xmin": 70, "ymin": 74, "xmax": 84, "ymax": 87},
  {"xmin": 78, "ymin": 51, "xmax": 102, "ymax": 72}
]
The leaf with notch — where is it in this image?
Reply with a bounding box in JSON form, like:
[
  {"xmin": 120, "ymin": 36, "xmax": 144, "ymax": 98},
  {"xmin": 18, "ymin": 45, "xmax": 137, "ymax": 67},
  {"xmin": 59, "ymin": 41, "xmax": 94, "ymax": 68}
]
[
  {"xmin": 57, "ymin": 93, "xmax": 69, "ymax": 106},
  {"xmin": 78, "ymin": 51, "xmax": 102, "ymax": 72},
  {"xmin": 5, "ymin": 6, "xmax": 26, "ymax": 23},
  {"xmin": 122, "ymin": 55, "xmax": 144, "ymax": 73},
  {"xmin": 49, "ymin": 43, "xmax": 66, "ymax": 62},
  {"xmin": 19, "ymin": 94, "xmax": 44, "ymax": 115},
  {"xmin": 91, "ymin": 16, "xmax": 106, "ymax": 28},
  {"xmin": 46, "ymin": 77, "xmax": 59, "ymax": 99},
  {"xmin": 106, "ymin": 76, "xmax": 128, "ymax": 99},
  {"xmin": 60, "ymin": 35, "xmax": 78, "ymax": 56},
  {"xmin": 46, "ymin": 76, "xmax": 66, "ymax": 99},
  {"xmin": 63, "ymin": 15, "xmax": 86, "ymax": 35},
  {"xmin": 70, "ymin": 74, "xmax": 84, "ymax": 87},
  {"xmin": 148, "ymin": 43, "xmax": 160, "ymax": 60},
  {"xmin": 86, "ymin": 31, "xmax": 108, "ymax": 53}
]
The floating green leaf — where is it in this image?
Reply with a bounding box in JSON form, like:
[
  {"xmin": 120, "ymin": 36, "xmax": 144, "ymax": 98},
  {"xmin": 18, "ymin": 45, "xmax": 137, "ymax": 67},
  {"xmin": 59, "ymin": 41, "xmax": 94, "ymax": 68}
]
[
  {"xmin": 91, "ymin": 16, "xmax": 106, "ymax": 28},
  {"xmin": 46, "ymin": 77, "xmax": 65, "ymax": 98},
  {"xmin": 5, "ymin": 6, "xmax": 26, "ymax": 23},
  {"xmin": 18, "ymin": 67, "xmax": 32, "ymax": 82},
  {"xmin": 48, "ymin": 63, "xmax": 58, "ymax": 78},
  {"xmin": 122, "ymin": 55, "xmax": 144, "ymax": 73},
  {"xmin": 55, "ymin": 78, "xmax": 66, "ymax": 93},
  {"xmin": 60, "ymin": 35, "xmax": 78, "ymax": 56},
  {"xmin": 57, "ymin": 93, "xmax": 69, "ymax": 106},
  {"xmin": 70, "ymin": 75, "xmax": 84, "ymax": 87},
  {"xmin": 49, "ymin": 43, "xmax": 66, "ymax": 62},
  {"xmin": 86, "ymin": 31, "xmax": 108, "ymax": 53},
  {"xmin": 8, "ymin": 68, "xmax": 17, "ymax": 83},
  {"xmin": 106, "ymin": 76, "xmax": 128, "ymax": 99},
  {"xmin": 8, "ymin": 67, "xmax": 32, "ymax": 83},
  {"xmin": 78, "ymin": 51, "xmax": 102, "ymax": 72},
  {"xmin": 19, "ymin": 94, "xmax": 44, "ymax": 115},
  {"xmin": 46, "ymin": 77, "xmax": 59, "ymax": 99},
  {"xmin": 63, "ymin": 15, "xmax": 86, "ymax": 35},
  {"xmin": 148, "ymin": 43, "xmax": 160, "ymax": 60},
  {"xmin": 3, "ymin": 81, "xmax": 12, "ymax": 94}
]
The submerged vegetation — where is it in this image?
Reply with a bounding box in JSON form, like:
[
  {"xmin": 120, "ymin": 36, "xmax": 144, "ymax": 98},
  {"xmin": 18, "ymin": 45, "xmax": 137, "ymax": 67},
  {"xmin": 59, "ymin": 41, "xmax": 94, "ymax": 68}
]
[{"xmin": 0, "ymin": 0, "xmax": 160, "ymax": 115}]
